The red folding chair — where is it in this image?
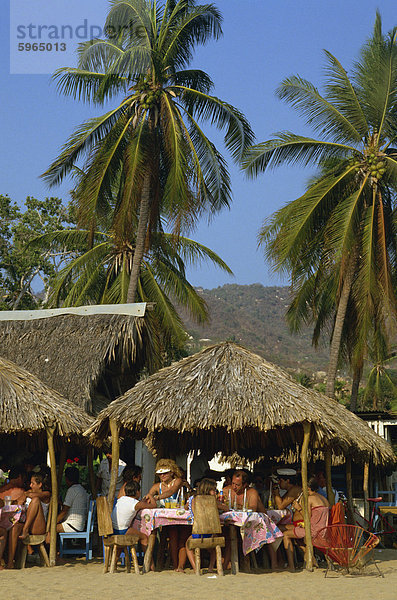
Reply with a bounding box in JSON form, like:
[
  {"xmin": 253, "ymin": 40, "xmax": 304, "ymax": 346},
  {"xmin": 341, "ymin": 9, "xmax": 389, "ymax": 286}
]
[{"xmin": 312, "ymin": 524, "xmax": 382, "ymax": 577}]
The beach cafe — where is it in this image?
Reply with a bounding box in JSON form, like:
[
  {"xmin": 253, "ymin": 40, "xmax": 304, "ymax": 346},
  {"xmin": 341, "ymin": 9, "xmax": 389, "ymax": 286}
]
[{"xmin": 1, "ymin": 312, "xmax": 396, "ymax": 575}]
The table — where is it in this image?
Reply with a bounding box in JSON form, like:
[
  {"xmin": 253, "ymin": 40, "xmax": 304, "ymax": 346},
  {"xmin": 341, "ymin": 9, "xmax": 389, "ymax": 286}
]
[
  {"xmin": 0, "ymin": 504, "xmax": 25, "ymax": 531},
  {"xmin": 133, "ymin": 507, "xmax": 285, "ymax": 573}
]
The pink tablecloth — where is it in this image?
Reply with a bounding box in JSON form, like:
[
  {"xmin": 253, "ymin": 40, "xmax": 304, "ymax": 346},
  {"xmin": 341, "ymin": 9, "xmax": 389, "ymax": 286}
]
[
  {"xmin": 133, "ymin": 508, "xmax": 283, "ymax": 555},
  {"xmin": 0, "ymin": 505, "xmax": 25, "ymax": 531},
  {"xmin": 267, "ymin": 508, "xmax": 292, "ymax": 525}
]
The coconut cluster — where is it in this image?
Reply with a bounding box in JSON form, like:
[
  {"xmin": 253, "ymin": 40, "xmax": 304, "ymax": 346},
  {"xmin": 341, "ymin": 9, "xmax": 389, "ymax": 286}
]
[
  {"xmin": 349, "ymin": 151, "xmax": 387, "ymax": 181},
  {"xmin": 138, "ymin": 88, "xmax": 162, "ymax": 110},
  {"xmin": 366, "ymin": 153, "xmax": 386, "ymax": 180},
  {"xmin": 134, "ymin": 78, "xmax": 162, "ymax": 110}
]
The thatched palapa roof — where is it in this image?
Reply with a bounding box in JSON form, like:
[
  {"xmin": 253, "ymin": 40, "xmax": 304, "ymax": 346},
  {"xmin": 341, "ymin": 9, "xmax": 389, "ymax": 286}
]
[
  {"xmin": 86, "ymin": 342, "xmax": 396, "ymax": 466},
  {"xmin": 0, "ymin": 314, "xmax": 148, "ymax": 414},
  {"xmin": 0, "ymin": 356, "xmax": 92, "ymax": 443}
]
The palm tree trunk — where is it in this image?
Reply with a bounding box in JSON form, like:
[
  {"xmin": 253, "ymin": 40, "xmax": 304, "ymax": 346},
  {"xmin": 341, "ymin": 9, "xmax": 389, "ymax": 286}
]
[
  {"xmin": 326, "ymin": 254, "xmax": 357, "ymax": 398},
  {"xmin": 350, "ymin": 364, "xmax": 362, "ymax": 412},
  {"xmin": 127, "ymin": 172, "xmax": 151, "ymax": 303}
]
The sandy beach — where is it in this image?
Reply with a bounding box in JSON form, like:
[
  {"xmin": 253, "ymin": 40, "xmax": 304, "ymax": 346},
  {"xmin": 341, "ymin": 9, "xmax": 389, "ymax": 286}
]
[{"xmin": 1, "ymin": 549, "xmax": 396, "ymax": 600}]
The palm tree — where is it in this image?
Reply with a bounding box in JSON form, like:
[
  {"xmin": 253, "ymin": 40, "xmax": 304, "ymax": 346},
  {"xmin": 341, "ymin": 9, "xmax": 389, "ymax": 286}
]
[
  {"xmin": 42, "ymin": 0, "xmax": 253, "ymax": 304},
  {"xmin": 30, "ymin": 224, "xmax": 232, "ymax": 364},
  {"xmin": 243, "ymin": 13, "xmax": 397, "ymax": 398},
  {"xmin": 361, "ymin": 327, "xmax": 397, "ymax": 411}
]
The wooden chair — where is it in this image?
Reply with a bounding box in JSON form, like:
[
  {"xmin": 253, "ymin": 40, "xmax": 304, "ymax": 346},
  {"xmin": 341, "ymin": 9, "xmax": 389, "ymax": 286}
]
[
  {"xmin": 186, "ymin": 495, "xmax": 225, "ymax": 576},
  {"xmin": 96, "ymin": 496, "xmax": 140, "ymax": 574},
  {"xmin": 19, "ymin": 504, "xmax": 51, "ymax": 569}
]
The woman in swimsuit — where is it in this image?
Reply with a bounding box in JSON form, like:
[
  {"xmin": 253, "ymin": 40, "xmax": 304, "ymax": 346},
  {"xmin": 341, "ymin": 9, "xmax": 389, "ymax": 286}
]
[
  {"xmin": 279, "ymin": 476, "xmax": 330, "ymax": 571},
  {"xmin": 146, "ymin": 459, "xmax": 185, "ymax": 571}
]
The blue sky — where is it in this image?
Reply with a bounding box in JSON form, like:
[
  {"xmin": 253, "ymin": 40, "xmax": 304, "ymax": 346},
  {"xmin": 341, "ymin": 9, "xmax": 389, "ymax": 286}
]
[{"xmin": 1, "ymin": 1, "xmax": 396, "ymax": 289}]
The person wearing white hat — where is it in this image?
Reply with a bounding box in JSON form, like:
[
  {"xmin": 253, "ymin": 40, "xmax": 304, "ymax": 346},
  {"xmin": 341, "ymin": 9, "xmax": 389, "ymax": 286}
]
[
  {"xmin": 145, "ymin": 459, "xmax": 186, "ymax": 572},
  {"xmin": 272, "ymin": 469, "xmax": 303, "ymax": 513}
]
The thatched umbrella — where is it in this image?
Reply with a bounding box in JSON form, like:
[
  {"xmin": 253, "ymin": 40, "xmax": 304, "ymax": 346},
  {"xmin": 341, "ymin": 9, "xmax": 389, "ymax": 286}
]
[
  {"xmin": 0, "ymin": 314, "xmax": 150, "ymax": 414},
  {"xmin": 87, "ymin": 342, "xmax": 395, "ymax": 465},
  {"xmin": 0, "ymin": 356, "xmax": 92, "ymax": 566},
  {"xmin": 86, "ymin": 342, "xmax": 395, "ymax": 570}
]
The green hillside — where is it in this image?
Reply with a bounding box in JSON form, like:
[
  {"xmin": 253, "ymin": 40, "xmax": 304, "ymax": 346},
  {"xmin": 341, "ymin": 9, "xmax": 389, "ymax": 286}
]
[{"xmin": 182, "ymin": 283, "xmax": 332, "ymax": 375}]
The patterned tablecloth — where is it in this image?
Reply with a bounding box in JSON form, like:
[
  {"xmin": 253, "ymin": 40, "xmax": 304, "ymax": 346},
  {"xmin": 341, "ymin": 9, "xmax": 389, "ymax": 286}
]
[
  {"xmin": 0, "ymin": 504, "xmax": 25, "ymax": 531},
  {"xmin": 133, "ymin": 508, "xmax": 284, "ymax": 555}
]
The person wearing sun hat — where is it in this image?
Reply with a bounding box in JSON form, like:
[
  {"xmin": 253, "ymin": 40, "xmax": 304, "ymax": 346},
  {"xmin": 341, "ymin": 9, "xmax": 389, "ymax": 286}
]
[
  {"xmin": 146, "ymin": 459, "xmax": 183, "ymax": 506},
  {"xmin": 145, "ymin": 459, "xmax": 187, "ymax": 571}
]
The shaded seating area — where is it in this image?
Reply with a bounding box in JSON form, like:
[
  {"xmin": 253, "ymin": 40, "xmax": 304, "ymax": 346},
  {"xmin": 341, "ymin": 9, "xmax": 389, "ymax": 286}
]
[
  {"xmin": 0, "ymin": 356, "xmax": 92, "ymax": 566},
  {"xmin": 86, "ymin": 342, "xmax": 396, "ymax": 572}
]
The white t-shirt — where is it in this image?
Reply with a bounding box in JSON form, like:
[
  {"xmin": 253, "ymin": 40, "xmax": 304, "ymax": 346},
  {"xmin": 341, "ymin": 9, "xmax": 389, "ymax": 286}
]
[
  {"xmin": 111, "ymin": 496, "xmax": 139, "ymax": 531},
  {"xmin": 64, "ymin": 484, "xmax": 89, "ymax": 531},
  {"xmin": 97, "ymin": 458, "xmax": 126, "ymax": 496}
]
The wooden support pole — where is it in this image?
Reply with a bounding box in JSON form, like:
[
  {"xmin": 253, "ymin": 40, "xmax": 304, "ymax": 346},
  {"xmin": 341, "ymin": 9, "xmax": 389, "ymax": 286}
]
[
  {"xmin": 216, "ymin": 545, "xmax": 224, "ymax": 576},
  {"xmin": 363, "ymin": 462, "xmax": 369, "ymax": 522},
  {"xmin": 195, "ymin": 547, "xmax": 201, "ymax": 575},
  {"xmin": 57, "ymin": 442, "xmax": 67, "ymax": 491},
  {"xmin": 143, "ymin": 533, "xmax": 156, "ymax": 574},
  {"xmin": 346, "ymin": 455, "xmax": 354, "ymax": 524},
  {"xmin": 230, "ymin": 524, "xmax": 239, "ymax": 574},
  {"xmin": 301, "ymin": 421, "xmax": 314, "ymax": 571},
  {"xmin": 87, "ymin": 445, "xmax": 96, "ymax": 498},
  {"xmin": 108, "ymin": 419, "xmax": 120, "ymax": 512},
  {"xmin": 46, "ymin": 424, "xmax": 58, "ymax": 567},
  {"xmin": 325, "ymin": 447, "xmax": 335, "ymax": 505}
]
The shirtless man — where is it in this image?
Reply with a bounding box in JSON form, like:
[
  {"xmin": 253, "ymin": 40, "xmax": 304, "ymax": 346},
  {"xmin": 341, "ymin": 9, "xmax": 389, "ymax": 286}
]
[
  {"xmin": 272, "ymin": 469, "xmax": 303, "ymax": 518},
  {"xmin": 222, "ymin": 470, "xmax": 265, "ymax": 569},
  {"xmin": 223, "ymin": 470, "xmax": 265, "ymax": 512}
]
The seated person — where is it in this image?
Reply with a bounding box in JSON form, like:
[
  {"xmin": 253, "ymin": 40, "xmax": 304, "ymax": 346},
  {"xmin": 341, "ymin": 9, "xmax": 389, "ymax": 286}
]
[
  {"xmin": 146, "ymin": 459, "xmax": 183, "ymax": 506},
  {"xmin": 19, "ymin": 471, "xmax": 51, "ymax": 541},
  {"xmin": 0, "ymin": 466, "xmax": 27, "ymax": 504},
  {"xmin": 272, "ymin": 468, "xmax": 302, "ymax": 511},
  {"xmin": 223, "ymin": 470, "xmax": 265, "ymax": 512},
  {"xmin": 117, "ymin": 465, "xmax": 142, "ymax": 499},
  {"xmin": 0, "ymin": 467, "xmax": 28, "ymax": 569},
  {"xmin": 146, "ymin": 459, "xmax": 184, "ymax": 571},
  {"xmin": 111, "ymin": 480, "xmax": 155, "ymax": 567},
  {"xmin": 48, "ymin": 467, "xmax": 88, "ymax": 538},
  {"xmin": 185, "ymin": 478, "xmax": 221, "ymax": 573},
  {"xmin": 222, "ymin": 470, "xmax": 265, "ymax": 571},
  {"xmin": 315, "ymin": 470, "xmax": 339, "ymax": 503},
  {"xmin": 279, "ymin": 476, "xmax": 330, "ymax": 571}
]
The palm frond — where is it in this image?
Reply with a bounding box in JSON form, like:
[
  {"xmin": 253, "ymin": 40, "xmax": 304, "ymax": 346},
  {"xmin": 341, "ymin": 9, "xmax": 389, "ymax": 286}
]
[
  {"xmin": 276, "ymin": 75, "xmax": 362, "ymax": 143},
  {"xmin": 243, "ymin": 134, "xmax": 356, "ymax": 177}
]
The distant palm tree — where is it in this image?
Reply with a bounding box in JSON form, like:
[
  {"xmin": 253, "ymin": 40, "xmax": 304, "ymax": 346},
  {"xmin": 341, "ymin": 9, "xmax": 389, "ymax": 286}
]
[
  {"xmin": 42, "ymin": 0, "xmax": 253, "ymax": 304},
  {"xmin": 31, "ymin": 224, "xmax": 232, "ymax": 362},
  {"xmin": 244, "ymin": 13, "xmax": 397, "ymax": 398},
  {"xmin": 362, "ymin": 328, "xmax": 397, "ymax": 411}
]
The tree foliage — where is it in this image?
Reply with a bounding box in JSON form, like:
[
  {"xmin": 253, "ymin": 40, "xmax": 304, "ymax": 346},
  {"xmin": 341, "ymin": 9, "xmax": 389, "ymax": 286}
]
[
  {"xmin": 42, "ymin": 0, "xmax": 253, "ymax": 303},
  {"xmin": 0, "ymin": 195, "xmax": 80, "ymax": 309},
  {"xmin": 244, "ymin": 12, "xmax": 397, "ymax": 398}
]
